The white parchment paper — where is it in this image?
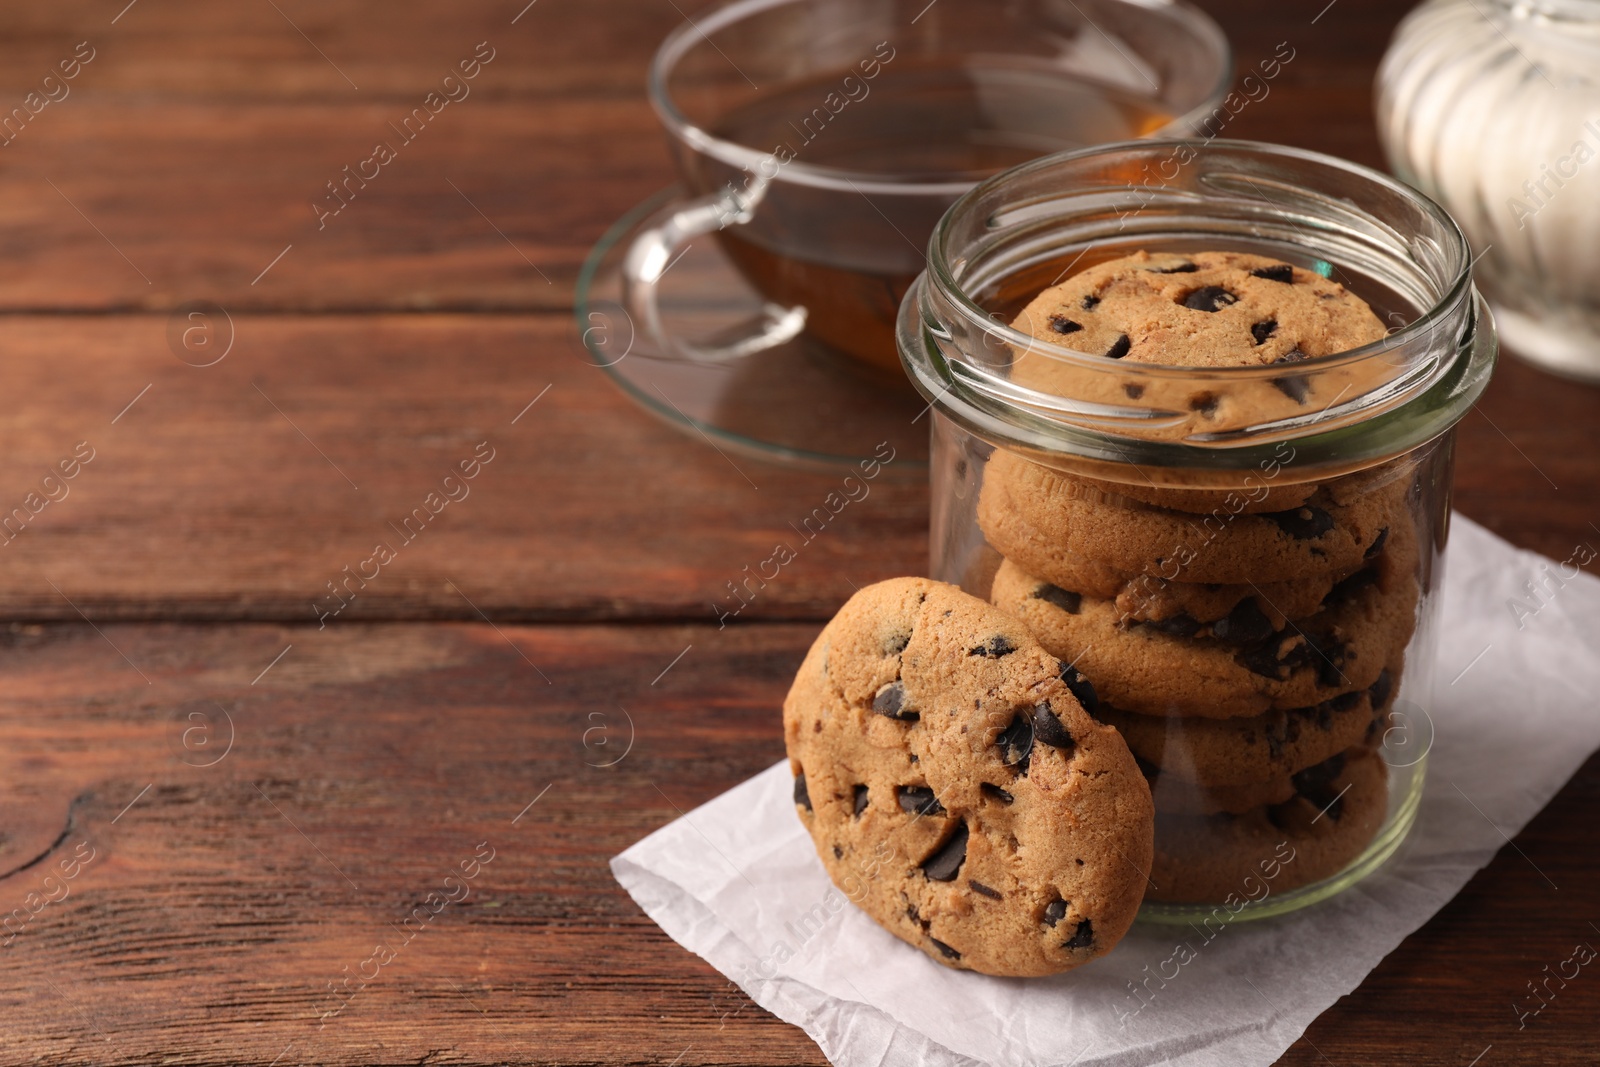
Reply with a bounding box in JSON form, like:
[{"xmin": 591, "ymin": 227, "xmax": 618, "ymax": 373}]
[{"xmin": 613, "ymin": 516, "xmax": 1600, "ymax": 1067}]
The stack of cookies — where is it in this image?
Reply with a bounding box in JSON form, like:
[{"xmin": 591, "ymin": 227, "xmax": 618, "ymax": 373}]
[{"xmin": 977, "ymin": 251, "xmax": 1421, "ymax": 903}]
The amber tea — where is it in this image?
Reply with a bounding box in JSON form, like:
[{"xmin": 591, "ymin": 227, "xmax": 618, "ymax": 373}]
[{"xmin": 707, "ymin": 58, "xmax": 1176, "ymax": 374}]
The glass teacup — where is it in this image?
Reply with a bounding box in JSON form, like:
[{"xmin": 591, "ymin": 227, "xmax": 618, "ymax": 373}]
[{"xmin": 624, "ymin": 0, "xmax": 1233, "ymax": 376}]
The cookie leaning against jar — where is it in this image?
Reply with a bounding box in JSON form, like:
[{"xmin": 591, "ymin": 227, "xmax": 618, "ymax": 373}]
[{"xmin": 783, "ymin": 577, "xmax": 1153, "ymax": 978}]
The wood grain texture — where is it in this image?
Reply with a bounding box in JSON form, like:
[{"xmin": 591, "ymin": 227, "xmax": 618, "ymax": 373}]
[
  {"xmin": 0, "ymin": 622, "xmax": 1597, "ymax": 1065},
  {"xmin": 0, "ymin": 314, "xmax": 926, "ymax": 622},
  {"xmin": 0, "ymin": 0, "xmax": 1597, "ymax": 1064}
]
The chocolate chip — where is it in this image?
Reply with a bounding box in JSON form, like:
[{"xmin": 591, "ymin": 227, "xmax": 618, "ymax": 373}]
[
  {"xmin": 1237, "ymin": 633, "xmax": 1311, "ymax": 680},
  {"xmin": 1049, "ymin": 316, "xmax": 1083, "ymax": 335},
  {"xmin": 969, "ymin": 880, "xmax": 1003, "ymax": 900},
  {"xmin": 1266, "ymin": 505, "xmax": 1336, "ymax": 540},
  {"xmin": 1212, "ymin": 600, "xmax": 1275, "ymax": 646},
  {"xmin": 1031, "ymin": 701, "xmax": 1075, "ymax": 751},
  {"xmin": 1324, "ymin": 569, "xmax": 1376, "ymax": 606},
  {"xmin": 1313, "ymin": 639, "xmax": 1348, "ymax": 687},
  {"xmin": 1124, "ymin": 383, "xmax": 1145, "ymax": 399},
  {"xmin": 1251, "ymin": 264, "xmax": 1295, "ymax": 283},
  {"xmin": 1181, "ymin": 286, "xmax": 1238, "ymax": 312},
  {"xmin": 996, "ymin": 713, "xmax": 1034, "ymax": 773},
  {"xmin": 853, "ymin": 784, "xmax": 869, "ymax": 817},
  {"xmin": 1043, "ymin": 898, "xmax": 1067, "ymax": 927},
  {"xmin": 1291, "ymin": 752, "xmax": 1348, "ymax": 813},
  {"xmin": 1104, "ymin": 334, "xmax": 1131, "ymax": 360},
  {"xmin": 897, "ymin": 785, "xmax": 944, "ymax": 817},
  {"xmin": 1059, "ymin": 664, "xmax": 1100, "ymax": 719},
  {"xmin": 1032, "ymin": 583, "xmax": 1081, "ymax": 614},
  {"xmin": 1369, "ymin": 668, "xmax": 1394, "ymax": 710},
  {"xmin": 1251, "ymin": 320, "xmax": 1278, "ymax": 345},
  {"xmin": 969, "ymin": 635, "xmax": 1017, "ymax": 658},
  {"xmin": 1064, "ymin": 919, "xmax": 1095, "ymax": 950},
  {"xmin": 1365, "ymin": 527, "xmax": 1390, "ymax": 560},
  {"xmin": 1082, "ymin": 294, "xmax": 1101, "ymax": 310},
  {"xmin": 883, "ymin": 630, "xmax": 911, "ymax": 655},
  {"xmin": 1277, "ymin": 348, "xmax": 1310, "ymax": 364},
  {"xmin": 1189, "ymin": 392, "xmax": 1219, "ymax": 416},
  {"xmin": 833, "ymin": 845, "xmax": 843, "ymax": 859},
  {"xmin": 1147, "ymin": 613, "xmax": 1201, "ymax": 638},
  {"xmin": 980, "ymin": 782, "xmax": 1014, "ymax": 804},
  {"xmin": 1148, "ymin": 262, "xmax": 1198, "ymax": 273},
  {"xmin": 929, "ymin": 937, "xmax": 961, "ymax": 960},
  {"xmin": 794, "ymin": 773, "xmax": 811, "ymax": 811},
  {"xmin": 1272, "ymin": 375, "xmax": 1310, "ymax": 403},
  {"xmin": 873, "ymin": 681, "xmax": 919, "ymax": 721},
  {"xmin": 921, "ymin": 822, "xmax": 968, "ymax": 882}
]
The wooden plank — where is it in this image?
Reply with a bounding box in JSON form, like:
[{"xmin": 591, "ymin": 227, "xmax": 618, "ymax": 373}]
[
  {"xmin": 1, "ymin": 620, "xmax": 1596, "ymax": 1065},
  {"xmin": 0, "ymin": 0, "xmax": 1413, "ymax": 313},
  {"xmin": 0, "ymin": 312, "xmax": 1593, "ymax": 621},
  {"xmin": 0, "ymin": 314, "xmax": 928, "ymax": 622}
]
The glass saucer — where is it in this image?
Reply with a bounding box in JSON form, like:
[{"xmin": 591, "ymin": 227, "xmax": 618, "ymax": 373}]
[{"xmin": 575, "ymin": 188, "xmax": 931, "ymax": 470}]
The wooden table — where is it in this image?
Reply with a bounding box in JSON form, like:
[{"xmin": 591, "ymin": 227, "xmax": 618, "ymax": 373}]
[{"xmin": 1, "ymin": 1, "xmax": 1595, "ymax": 1063}]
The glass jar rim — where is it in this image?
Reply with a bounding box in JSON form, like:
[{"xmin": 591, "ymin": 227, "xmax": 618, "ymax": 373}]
[
  {"xmin": 645, "ymin": 0, "xmax": 1234, "ymax": 195},
  {"xmin": 923, "ymin": 138, "xmax": 1475, "ymax": 384},
  {"xmin": 899, "ymin": 138, "xmax": 1497, "ymax": 473}
]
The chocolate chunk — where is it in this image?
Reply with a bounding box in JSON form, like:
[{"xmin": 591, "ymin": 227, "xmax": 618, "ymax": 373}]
[
  {"xmin": 883, "ymin": 630, "xmax": 911, "ymax": 655},
  {"xmin": 1251, "ymin": 264, "xmax": 1295, "ymax": 283},
  {"xmin": 1291, "ymin": 752, "xmax": 1348, "ymax": 813},
  {"xmin": 1237, "ymin": 633, "xmax": 1311, "ymax": 680},
  {"xmin": 1049, "ymin": 315, "xmax": 1083, "ymax": 335},
  {"xmin": 1030, "ymin": 701, "xmax": 1075, "ymax": 751},
  {"xmin": 1251, "ymin": 320, "xmax": 1278, "ymax": 345},
  {"xmin": 1312, "ymin": 639, "xmax": 1348, "ymax": 687},
  {"xmin": 897, "ymin": 785, "xmax": 944, "ymax": 817},
  {"xmin": 794, "ymin": 773, "xmax": 811, "ymax": 811},
  {"xmin": 1189, "ymin": 392, "xmax": 1219, "ymax": 417},
  {"xmin": 1032, "ymin": 583, "xmax": 1081, "ymax": 614},
  {"xmin": 1103, "ymin": 334, "xmax": 1131, "ymax": 360},
  {"xmin": 929, "ymin": 937, "xmax": 961, "ymax": 960},
  {"xmin": 1148, "ymin": 613, "xmax": 1201, "ymax": 638},
  {"xmin": 833, "ymin": 845, "xmax": 843, "ymax": 859},
  {"xmin": 1266, "ymin": 505, "xmax": 1336, "ymax": 540},
  {"xmin": 1324, "ymin": 568, "xmax": 1376, "ymax": 605},
  {"xmin": 1059, "ymin": 664, "xmax": 1100, "ymax": 719},
  {"xmin": 980, "ymin": 782, "xmax": 1014, "ymax": 804},
  {"xmin": 1124, "ymin": 383, "xmax": 1145, "ymax": 399},
  {"xmin": 1212, "ymin": 600, "xmax": 1275, "ymax": 646},
  {"xmin": 1326, "ymin": 690, "xmax": 1364, "ymax": 715},
  {"xmin": 1043, "ymin": 898, "xmax": 1067, "ymax": 927},
  {"xmin": 1277, "ymin": 348, "xmax": 1310, "ymax": 364},
  {"xmin": 1082, "ymin": 294, "xmax": 1101, "ymax": 310},
  {"xmin": 873, "ymin": 681, "xmax": 918, "ymax": 722},
  {"xmin": 1272, "ymin": 374, "xmax": 1310, "ymax": 403},
  {"xmin": 969, "ymin": 880, "xmax": 1003, "ymax": 900},
  {"xmin": 921, "ymin": 822, "xmax": 968, "ymax": 882},
  {"xmin": 1148, "ymin": 262, "xmax": 1198, "ymax": 273},
  {"xmin": 996, "ymin": 713, "xmax": 1034, "ymax": 773},
  {"xmin": 969, "ymin": 636, "xmax": 1017, "ymax": 658},
  {"xmin": 1181, "ymin": 286, "xmax": 1238, "ymax": 312},
  {"xmin": 1365, "ymin": 527, "xmax": 1390, "ymax": 560},
  {"xmin": 1368, "ymin": 668, "xmax": 1394, "ymax": 710},
  {"xmin": 853, "ymin": 784, "xmax": 869, "ymax": 817},
  {"xmin": 1064, "ymin": 919, "xmax": 1095, "ymax": 950}
]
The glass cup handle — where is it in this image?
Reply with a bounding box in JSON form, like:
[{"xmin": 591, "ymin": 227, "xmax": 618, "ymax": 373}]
[{"xmin": 621, "ymin": 185, "xmax": 808, "ymax": 363}]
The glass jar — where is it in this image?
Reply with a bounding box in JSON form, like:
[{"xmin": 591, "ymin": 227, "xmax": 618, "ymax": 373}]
[
  {"xmin": 897, "ymin": 140, "xmax": 1496, "ymax": 919},
  {"xmin": 1377, "ymin": 0, "xmax": 1600, "ymax": 380}
]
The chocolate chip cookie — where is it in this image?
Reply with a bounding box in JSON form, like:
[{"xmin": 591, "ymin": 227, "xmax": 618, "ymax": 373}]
[
  {"xmin": 991, "ymin": 560, "xmax": 1418, "ymax": 717},
  {"xmin": 1146, "ymin": 747, "xmax": 1389, "ymax": 903},
  {"xmin": 979, "ymin": 448, "xmax": 1404, "ymax": 587},
  {"xmin": 1010, "ymin": 250, "xmax": 1389, "ymax": 370},
  {"xmin": 1099, "ymin": 667, "xmax": 1396, "ymax": 786},
  {"xmin": 783, "ymin": 577, "xmax": 1153, "ymax": 977}
]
